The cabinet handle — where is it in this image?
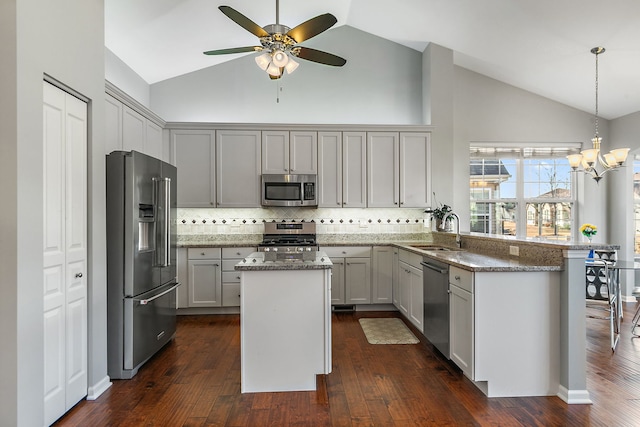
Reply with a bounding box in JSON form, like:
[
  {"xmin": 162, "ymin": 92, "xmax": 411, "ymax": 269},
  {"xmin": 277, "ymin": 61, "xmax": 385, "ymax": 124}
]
[
  {"xmin": 236, "ymin": 252, "xmax": 241, "ymax": 256},
  {"xmin": 455, "ymin": 275, "xmax": 460, "ymax": 280},
  {"xmin": 201, "ymin": 252, "xmax": 205, "ymax": 256},
  {"xmin": 394, "ymin": 202, "xmax": 398, "ymax": 205},
  {"xmin": 342, "ymin": 251, "xmax": 347, "ymax": 254},
  {"xmin": 75, "ymin": 273, "xmax": 83, "ymax": 278},
  {"xmin": 337, "ymin": 202, "xmax": 341, "ymax": 205},
  {"xmin": 236, "ymin": 276, "xmax": 240, "ymax": 280},
  {"xmin": 214, "ymin": 263, "xmax": 219, "ymax": 267}
]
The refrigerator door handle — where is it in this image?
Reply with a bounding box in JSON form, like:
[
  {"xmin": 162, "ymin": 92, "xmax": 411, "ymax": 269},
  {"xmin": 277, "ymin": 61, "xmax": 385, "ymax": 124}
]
[
  {"xmin": 155, "ymin": 177, "xmax": 171, "ymax": 267},
  {"xmin": 135, "ymin": 282, "xmax": 181, "ymax": 305}
]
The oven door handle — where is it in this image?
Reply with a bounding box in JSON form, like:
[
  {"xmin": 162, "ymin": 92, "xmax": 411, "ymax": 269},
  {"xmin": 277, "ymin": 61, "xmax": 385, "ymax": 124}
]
[{"xmin": 135, "ymin": 282, "xmax": 181, "ymax": 305}]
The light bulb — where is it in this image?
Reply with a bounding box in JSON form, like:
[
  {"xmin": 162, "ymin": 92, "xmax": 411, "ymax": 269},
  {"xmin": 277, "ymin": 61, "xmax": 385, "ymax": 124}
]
[
  {"xmin": 271, "ymin": 50, "xmax": 289, "ymax": 67},
  {"xmin": 255, "ymin": 52, "xmax": 271, "ymax": 71},
  {"xmin": 284, "ymin": 57, "xmax": 299, "ymax": 74},
  {"xmin": 266, "ymin": 62, "xmax": 281, "ymax": 77},
  {"xmin": 566, "ymin": 154, "xmax": 582, "ymax": 169}
]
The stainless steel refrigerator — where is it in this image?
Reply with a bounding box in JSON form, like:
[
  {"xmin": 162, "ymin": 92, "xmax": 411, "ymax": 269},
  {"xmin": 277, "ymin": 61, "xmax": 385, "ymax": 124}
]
[{"xmin": 106, "ymin": 150, "xmax": 179, "ymax": 379}]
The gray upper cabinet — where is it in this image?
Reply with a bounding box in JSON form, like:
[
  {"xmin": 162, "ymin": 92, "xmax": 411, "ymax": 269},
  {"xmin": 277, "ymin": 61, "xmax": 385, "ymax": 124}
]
[
  {"xmin": 262, "ymin": 130, "xmax": 317, "ymax": 174},
  {"xmin": 216, "ymin": 130, "xmax": 261, "ymax": 207},
  {"xmin": 366, "ymin": 131, "xmax": 431, "ymax": 208},
  {"xmin": 171, "ymin": 129, "xmax": 216, "ymax": 207},
  {"xmin": 105, "ymin": 93, "xmax": 165, "ymax": 161},
  {"xmin": 342, "ymin": 132, "xmax": 367, "ymax": 208},
  {"xmin": 367, "ymin": 132, "xmax": 400, "ymax": 208},
  {"xmin": 400, "ymin": 132, "xmax": 430, "ymax": 208},
  {"xmin": 318, "ymin": 131, "xmax": 367, "ymax": 208}
]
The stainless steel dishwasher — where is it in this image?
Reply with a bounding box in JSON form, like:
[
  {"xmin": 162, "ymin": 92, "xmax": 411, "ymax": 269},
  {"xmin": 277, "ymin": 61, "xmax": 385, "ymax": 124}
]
[{"xmin": 421, "ymin": 257, "xmax": 450, "ymax": 358}]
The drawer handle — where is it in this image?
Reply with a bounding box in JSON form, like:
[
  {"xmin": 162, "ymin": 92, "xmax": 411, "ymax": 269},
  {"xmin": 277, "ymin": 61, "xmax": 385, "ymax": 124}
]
[
  {"xmin": 455, "ymin": 275, "xmax": 460, "ymax": 280},
  {"xmin": 236, "ymin": 276, "xmax": 240, "ymax": 280},
  {"xmin": 236, "ymin": 252, "xmax": 241, "ymax": 256},
  {"xmin": 201, "ymin": 252, "xmax": 205, "ymax": 256}
]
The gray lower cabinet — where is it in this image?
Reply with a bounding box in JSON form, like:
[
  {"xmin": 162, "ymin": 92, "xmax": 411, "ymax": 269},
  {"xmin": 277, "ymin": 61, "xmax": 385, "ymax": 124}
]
[
  {"xmin": 322, "ymin": 246, "xmax": 372, "ymax": 305},
  {"xmin": 372, "ymin": 246, "xmax": 394, "ymax": 304},
  {"xmin": 177, "ymin": 247, "xmax": 255, "ymax": 309},
  {"xmin": 188, "ymin": 248, "xmax": 222, "ymax": 307},
  {"xmin": 221, "ymin": 247, "xmax": 256, "ymax": 307}
]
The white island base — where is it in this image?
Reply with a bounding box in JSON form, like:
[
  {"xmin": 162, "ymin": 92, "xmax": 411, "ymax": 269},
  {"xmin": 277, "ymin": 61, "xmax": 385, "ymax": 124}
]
[{"xmin": 239, "ymin": 266, "xmax": 332, "ymax": 393}]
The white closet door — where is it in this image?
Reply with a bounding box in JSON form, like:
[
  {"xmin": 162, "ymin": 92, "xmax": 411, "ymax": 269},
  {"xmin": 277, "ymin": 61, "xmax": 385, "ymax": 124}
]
[{"xmin": 43, "ymin": 81, "xmax": 87, "ymax": 425}]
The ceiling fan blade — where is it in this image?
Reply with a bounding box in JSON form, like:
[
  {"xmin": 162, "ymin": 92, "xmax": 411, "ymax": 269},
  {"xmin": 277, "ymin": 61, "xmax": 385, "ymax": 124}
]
[
  {"xmin": 203, "ymin": 46, "xmax": 262, "ymax": 56},
  {"xmin": 296, "ymin": 47, "xmax": 346, "ymax": 67},
  {"xmin": 287, "ymin": 13, "xmax": 337, "ymax": 43},
  {"xmin": 219, "ymin": 5, "xmax": 269, "ymax": 38}
]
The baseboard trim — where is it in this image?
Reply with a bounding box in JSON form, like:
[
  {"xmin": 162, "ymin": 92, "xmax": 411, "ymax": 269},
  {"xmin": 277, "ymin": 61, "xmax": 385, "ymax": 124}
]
[
  {"xmin": 557, "ymin": 385, "xmax": 592, "ymax": 404},
  {"xmin": 86, "ymin": 375, "xmax": 112, "ymax": 401}
]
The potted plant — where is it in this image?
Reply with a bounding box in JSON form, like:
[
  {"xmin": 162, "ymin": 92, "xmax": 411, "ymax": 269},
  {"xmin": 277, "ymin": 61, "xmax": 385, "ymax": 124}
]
[{"xmin": 428, "ymin": 193, "xmax": 453, "ymax": 231}]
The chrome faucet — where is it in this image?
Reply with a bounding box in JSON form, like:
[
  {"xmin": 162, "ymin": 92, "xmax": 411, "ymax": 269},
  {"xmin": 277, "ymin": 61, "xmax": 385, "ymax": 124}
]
[{"xmin": 443, "ymin": 211, "xmax": 461, "ymax": 248}]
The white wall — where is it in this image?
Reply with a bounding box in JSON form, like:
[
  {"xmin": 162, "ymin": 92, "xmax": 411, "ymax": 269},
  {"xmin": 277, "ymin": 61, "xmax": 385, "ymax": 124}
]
[
  {"xmin": 150, "ymin": 26, "xmax": 423, "ymax": 124},
  {"xmin": 1, "ymin": 1, "xmax": 107, "ymax": 425},
  {"xmin": 105, "ymin": 47, "xmax": 151, "ymax": 107},
  {"xmin": 453, "ymin": 66, "xmax": 609, "ymax": 235}
]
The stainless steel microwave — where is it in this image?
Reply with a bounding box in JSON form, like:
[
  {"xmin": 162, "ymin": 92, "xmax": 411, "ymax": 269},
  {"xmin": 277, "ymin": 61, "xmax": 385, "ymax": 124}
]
[{"xmin": 261, "ymin": 174, "xmax": 317, "ymax": 207}]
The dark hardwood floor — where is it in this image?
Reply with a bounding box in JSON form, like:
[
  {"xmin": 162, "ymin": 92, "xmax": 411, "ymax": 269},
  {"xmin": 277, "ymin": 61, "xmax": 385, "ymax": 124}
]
[{"xmin": 55, "ymin": 303, "xmax": 640, "ymax": 426}]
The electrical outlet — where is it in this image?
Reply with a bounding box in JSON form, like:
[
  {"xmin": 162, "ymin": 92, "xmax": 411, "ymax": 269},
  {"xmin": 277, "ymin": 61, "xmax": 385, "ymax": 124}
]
[
  {"xmin": 509, "ymin": 245, "xmax": 519, "ymax": 256},
  {"xmin": 359, "ymin": 218, "xmax": 368, "ymax": 228}
]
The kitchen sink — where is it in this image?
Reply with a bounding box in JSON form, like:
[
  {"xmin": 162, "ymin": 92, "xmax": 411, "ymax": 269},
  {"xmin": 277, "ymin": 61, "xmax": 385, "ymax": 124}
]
[{"xmin": 410, "ymin": 245, "xmax": 463, "ymax": 252}]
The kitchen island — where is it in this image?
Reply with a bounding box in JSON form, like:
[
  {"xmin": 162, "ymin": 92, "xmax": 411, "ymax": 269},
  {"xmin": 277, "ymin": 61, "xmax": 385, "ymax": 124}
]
[{"xmin": 235, "ymin": 251, "xmax": 333, "ymax": 393}]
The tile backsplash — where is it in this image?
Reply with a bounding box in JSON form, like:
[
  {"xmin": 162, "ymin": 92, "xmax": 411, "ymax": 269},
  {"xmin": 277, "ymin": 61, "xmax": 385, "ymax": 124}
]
[{"xmin": 178, "ymin": 207, "xmax": 433, "ymax": 235}]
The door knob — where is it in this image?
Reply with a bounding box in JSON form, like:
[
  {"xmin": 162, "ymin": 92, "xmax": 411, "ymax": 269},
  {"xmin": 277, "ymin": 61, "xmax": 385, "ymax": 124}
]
[{"xmin": 75, "ymin": 273, "xmax": 83, "ymax": 278}]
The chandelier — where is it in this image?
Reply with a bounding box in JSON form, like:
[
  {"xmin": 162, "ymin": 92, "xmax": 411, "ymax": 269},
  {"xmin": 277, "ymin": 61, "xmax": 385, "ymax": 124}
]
[{"xmin": 567, "ymin": 47, "xmax": 629, "ymax": 183}]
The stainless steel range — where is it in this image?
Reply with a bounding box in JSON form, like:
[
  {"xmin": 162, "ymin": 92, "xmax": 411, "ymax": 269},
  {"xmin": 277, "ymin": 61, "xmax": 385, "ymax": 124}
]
[{"xmin": 258, "ymin": 221, "xmax": 318, "ymax": 261}]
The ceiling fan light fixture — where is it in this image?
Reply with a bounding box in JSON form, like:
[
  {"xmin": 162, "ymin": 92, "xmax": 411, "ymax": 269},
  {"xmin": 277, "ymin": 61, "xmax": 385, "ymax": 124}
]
[
  {"xmin": 284, "ymin": 56, "xmax": 299, "ymax": 74},
  {"xmin": 255, "ymin": 52, "xmax": 271, "ymax": 71},
  {"xmin": 271, "ymin": 49, "xmax": 289, "ymax": 67}
]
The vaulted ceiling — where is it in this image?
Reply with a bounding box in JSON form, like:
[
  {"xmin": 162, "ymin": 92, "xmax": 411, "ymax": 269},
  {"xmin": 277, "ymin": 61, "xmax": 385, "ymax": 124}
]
[{"xmin": 105, "ymin": 0, "xmax": 640, "ymax": 119}]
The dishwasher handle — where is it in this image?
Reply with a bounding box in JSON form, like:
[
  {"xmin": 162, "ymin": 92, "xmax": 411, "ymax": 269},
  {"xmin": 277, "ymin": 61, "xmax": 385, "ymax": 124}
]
[{"xmin": 420, "ymin": 261, "xmax": 448, "ymax": 275}]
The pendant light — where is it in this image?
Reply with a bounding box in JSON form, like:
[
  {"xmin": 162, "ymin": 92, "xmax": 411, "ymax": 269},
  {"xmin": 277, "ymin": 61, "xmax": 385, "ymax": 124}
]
[{"xmin": 567, "ymin": 47, "xmax": 630, "ymax": 183}]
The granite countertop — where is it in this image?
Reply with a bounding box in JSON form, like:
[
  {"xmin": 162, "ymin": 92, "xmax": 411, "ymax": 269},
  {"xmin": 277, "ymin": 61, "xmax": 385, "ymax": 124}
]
[
  {"xmin": 178, "ymin": 233, "xmax": 581, "ymax": 273},
  {"xmin": 395, "ymin": 244, "xmax": 564, "ymax": 272},
  {"xmin": 235, "ymin": 251, "xmax": 333, "ymax": 271}
]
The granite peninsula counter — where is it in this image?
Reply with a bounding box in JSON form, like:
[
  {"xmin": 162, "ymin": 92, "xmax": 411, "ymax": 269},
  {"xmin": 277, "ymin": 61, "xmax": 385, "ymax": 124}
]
[{"xmin": 235, "ymin": 251, "xmax": 332, "ymax": 393}]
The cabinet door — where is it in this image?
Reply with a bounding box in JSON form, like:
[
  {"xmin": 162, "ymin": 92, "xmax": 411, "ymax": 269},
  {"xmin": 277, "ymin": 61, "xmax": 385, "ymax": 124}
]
[
  {"xmin": 318, "ymin": 132, "xmax": 342, "ymax": 207},
  {"xmin": 372, "ymin": 246, "xmax": 393, "ymax": 304},
  {"xmin": 330, "ymin": 257, "xmax": 345, "ymax": 304},
  {"xmin": 392, "ymin": 248, "xmax": 400, "ymax": 309},
  {"xmin": 450, "ymin": 283, "xmax": 474, "ymax": 378},
  {"xmin": 342, "ymin": 132, "xmax": 367, "ymax": 208},
  {"xmin": 408, "ymin": 264, "xmax": 424, "ymax": 332},
  {"xmin": 398, "ymin": 261, "xmax": 410, "ymax": 316},
  {"xmin": 400, "ymin": 132, "xmax": 430, "ymax": 207},
  {"xmin": 216, "ymin": 130, "xmax": 261, "ymax": 207},
  {"xmin": 262, "ymin": 131, "xmax": 289, "ymax": 174},
  {"xmin": 122, "ymin": 105, "xmax": 146, "ymax": 153},
  {"xmin": 188, "ymin": 259, "xmax": 222, "ymax": 307},
  {"xmin": 290, "ymin": 131, "xmax": 317, "ymax": 174},
  {"xmin": 145, "ymin": 120, "xmax": 163, "ymax": 160},
  {"xmin": 171, "ymin": 130, "xmax": 216, "ymax": 207},
  {"xmin": 104, "ymin": 94, "xmax": 123, "ymax": 154},
  {"xmin": 367, "ymin": 132, "xmax": 399, "ymax": 207},
  {"xmin": 345, "ymin": 257, "xmax": 371, "ymax": 304}
]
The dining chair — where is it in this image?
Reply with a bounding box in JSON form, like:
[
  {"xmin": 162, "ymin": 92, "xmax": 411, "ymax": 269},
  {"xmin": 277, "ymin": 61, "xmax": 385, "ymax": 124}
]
[{"xmin": 586, "ymin": 259, "xmax": 620, "ymax": 351}]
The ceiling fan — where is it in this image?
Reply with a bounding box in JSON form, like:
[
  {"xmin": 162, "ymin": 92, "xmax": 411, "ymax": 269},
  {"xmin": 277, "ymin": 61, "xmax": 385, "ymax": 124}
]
[{"xmin": 203, "ymin": 0, "xmax": 347, "ymax": 79}]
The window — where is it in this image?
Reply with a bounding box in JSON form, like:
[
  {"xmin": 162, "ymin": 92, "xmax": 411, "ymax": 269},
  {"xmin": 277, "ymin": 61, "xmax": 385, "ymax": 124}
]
[{"xmin": 470, "ymin": 144, "xmax": 578, "ymax": 240}]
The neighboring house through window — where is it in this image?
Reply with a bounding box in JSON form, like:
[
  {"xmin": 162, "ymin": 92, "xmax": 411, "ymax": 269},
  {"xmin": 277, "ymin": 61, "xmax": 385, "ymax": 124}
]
[{"xmin": 470, "ymin": 143, "xmax": 579, "ymax": 240}]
